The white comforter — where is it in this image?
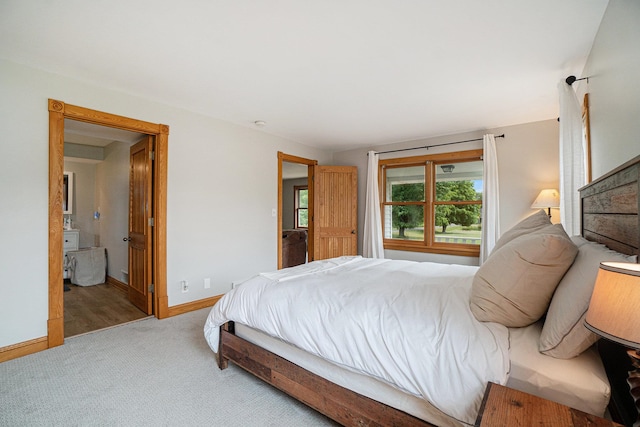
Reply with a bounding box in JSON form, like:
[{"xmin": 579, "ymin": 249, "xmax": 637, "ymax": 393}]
[{"xmin": 204, "ymin": 256, "xmax": 509, "ymax": 425}]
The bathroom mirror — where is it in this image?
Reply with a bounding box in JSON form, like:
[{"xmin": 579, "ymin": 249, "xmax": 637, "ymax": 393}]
[{"xmin": 63, "ymin": 171, "xmax": 74, "ymax": 214}]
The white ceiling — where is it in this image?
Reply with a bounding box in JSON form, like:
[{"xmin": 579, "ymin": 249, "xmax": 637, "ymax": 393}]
[
  {"xmin": 64, "ymin": 119, "xmax": 145, "ymax": 147},
  {"xmin": 0, "ymin": 1, "xmax": 608, "ymax": 151}
]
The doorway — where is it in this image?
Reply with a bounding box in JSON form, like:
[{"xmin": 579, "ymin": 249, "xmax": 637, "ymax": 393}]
[
  {"xmin": 48, "ymin": 99, "xmax": 169, "ymax": 348},
  {"xmin": 62, "ymin": 119, "xmax": 148, "ymax": 337},
  {"xmin": 277, "ymin": 152, "xmax": 317, "ymax": 270}
]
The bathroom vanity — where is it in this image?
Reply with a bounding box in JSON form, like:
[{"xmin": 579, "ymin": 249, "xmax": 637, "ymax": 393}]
[{"xmin": 63, "ymin": 229, "xmax": 79, "ymax": 279}]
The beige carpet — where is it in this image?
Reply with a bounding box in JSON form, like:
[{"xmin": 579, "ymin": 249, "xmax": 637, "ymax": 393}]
[{"xmin": 0, "ymin": 308, "xmax": 337, "ymax": 426}]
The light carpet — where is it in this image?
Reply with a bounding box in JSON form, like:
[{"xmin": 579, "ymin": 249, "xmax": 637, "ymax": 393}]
[{"xmin": 0, "ymin": 308, "xmax": 336, "ymax": 426}]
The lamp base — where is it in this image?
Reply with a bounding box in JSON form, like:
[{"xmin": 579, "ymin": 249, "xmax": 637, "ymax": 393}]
[{"xmin": 628, "ymin": 349, "xmax": 640, "ymax": 427}]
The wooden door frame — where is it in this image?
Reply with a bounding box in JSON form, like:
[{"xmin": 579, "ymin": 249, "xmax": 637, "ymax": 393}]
[
  {"xmin": 48, "ymin": 99, "xmax": 169, "ymax": 348},
  {"xmin": 277, "ymin": 152, "xmax": 317, "ymax": 270}
]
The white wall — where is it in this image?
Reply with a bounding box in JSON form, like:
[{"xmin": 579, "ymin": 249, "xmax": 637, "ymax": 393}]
[
  {"xmin": 332, "ymin": 119, "xmax": 560, "ymax": 264},
  {"xmin": 0, "ymin": 58, "xmax": 332, "ymax": 348},
  {"xmin": 96, "ymin": 141, "xmax": 131, "ymax": 284},
  {"xmin": 578, "ymin": 0, "xmax": 640, "ymax": 179},
  {"xmin": 62, "ymin": 160, "xmax": 98, "ymax": 248}
]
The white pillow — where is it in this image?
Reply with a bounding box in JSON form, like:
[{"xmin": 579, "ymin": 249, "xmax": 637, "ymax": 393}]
[
  {"xmin": 539, "ymin": 240, "xmax": 638, "ymax": 358},
  {"xmin": 470, "ymin": 224, "xmax": 578, "ymax": 327}
]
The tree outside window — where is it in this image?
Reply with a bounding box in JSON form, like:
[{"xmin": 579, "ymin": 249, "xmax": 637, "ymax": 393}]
[
  {"xmin": 295, "ymin": 186, "xmax": 308, "ymax": 228},
  {"xmin": 380, "ymin": 150, "xmax": 483, "ymax": 256}
]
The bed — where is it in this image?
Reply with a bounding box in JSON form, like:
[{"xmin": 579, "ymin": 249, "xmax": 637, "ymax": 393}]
[{"xmin": 204, "ymin": 154, "xmax": 640, "ymax": 426}]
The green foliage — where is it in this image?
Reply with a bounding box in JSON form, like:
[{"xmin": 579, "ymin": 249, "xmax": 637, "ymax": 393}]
[
  {"xmin": 299, "ymin": 189, "xmax": 308, "ymax": 208},
  {"xmin": 435, "ymin": 181, "xmax": 480, "ymax": 232},
  {"xmin": 297, "ymin": 188, "xmax": 308, "ymax": 226},
  {"xmin": 298, "ymin": 209, "xmax": 308, "ymax": 227},
  {"xmin": 391, "ymin": 180, "xmax": 481, "ymax": 236},
  {"xmin": 391, "ymin": 183, "xmax": 424, "ymax": 238}
]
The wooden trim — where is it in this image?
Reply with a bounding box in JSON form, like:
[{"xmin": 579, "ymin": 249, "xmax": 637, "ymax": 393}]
[
  {"xmin": 582, "ymin": 94, "xmax": 592, "ymax": 183},
  {"xmin": 277, "ymin": 152, "xmax": 317, "ymax": 270},
  {"xmin": 106, "ymin": 275, "xmax": 128, "ymax": 293},
  {"xmin": 166, "ymin": 295, "xmax": 222, "ymax": 318},
  {"xmin": 219, "ymin": 324, "xmax": 435, "ymax": 426},
  {"xmin": 2, "ymin": 294, "xmax": 220, "ymax": 362},
  {"xmin": 380, "ymin": 149, "xmax": 483, "ymax": 257},
  {"xmin": 154, "ymin": 128, "xmax": 169, "ymax": 318},
  {"xmin": 48, "ymin": 101, "xmax": 65, "ymax": 348},
  {"xmin": 61, "ymin": 102, "xmax": 164, "ymax": 134},
  {"xmin": 48, "ymin": 99, "xmax": 169, "ymax": 346},
  {"xmin": 0, "ymin": 337, "xmax": 48, "ymax": 363},
  {"xmin": 379, "ymin": 148, "xmax": 483, "ymax": 167},
  {"xmin": 383, "ymin": 240, "xmax": 481, "ymax": 257}
]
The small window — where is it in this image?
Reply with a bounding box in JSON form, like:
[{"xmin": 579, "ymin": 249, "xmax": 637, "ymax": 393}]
[
  {"xmin": 294, "ymin": 186, "xmax": 308, "ymax": 228},
  {"xmin": 380, "ymin": 149, "xmax": 483, "ymax": 256}
]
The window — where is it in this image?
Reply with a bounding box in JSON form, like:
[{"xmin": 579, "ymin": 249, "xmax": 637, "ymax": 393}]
[
  {"xmin": 380, "ymin": 149, "xmax": 483, "ymax": 256},
  {"xmin": 294, "ymin": 186, "xmax": 308, "ymax": 228}
]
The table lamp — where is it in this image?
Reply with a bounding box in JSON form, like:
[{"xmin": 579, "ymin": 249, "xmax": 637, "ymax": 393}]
[
  {"xmin": 585, "ymin": 261, "xmax": 640, "ymax": 426},
  {"xmin": 531, "ymin": 189, "xmax": 560, "ymax": 218}
]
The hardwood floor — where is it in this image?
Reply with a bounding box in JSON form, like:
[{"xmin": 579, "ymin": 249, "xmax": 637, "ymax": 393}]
[{"xmin": 64, "ymin": 281, "xmax": 149, "ymax": 338}]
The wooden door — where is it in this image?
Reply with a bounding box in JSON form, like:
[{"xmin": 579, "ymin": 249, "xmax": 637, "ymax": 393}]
[
  {"xmin": 312, "ymin": 166, "xmax": 358, "ymax": 260},
  {"xmin": 128, "ymin": 136, "xmax": 154, "ymax": 314}
]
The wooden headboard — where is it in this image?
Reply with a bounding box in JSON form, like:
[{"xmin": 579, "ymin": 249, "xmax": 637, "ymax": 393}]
[
  {"xmin": 580, "ymin": 154, "xmax": 640, "ymax": 257},
  {"xmin": 579, "ymin": 154, "xmax": 640, "ymax": 426}
]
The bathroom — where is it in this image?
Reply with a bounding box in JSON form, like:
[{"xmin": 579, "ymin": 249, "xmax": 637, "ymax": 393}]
[{"xmin": 63, "ymin": 120, "xmax": 147, "ymax": 335}]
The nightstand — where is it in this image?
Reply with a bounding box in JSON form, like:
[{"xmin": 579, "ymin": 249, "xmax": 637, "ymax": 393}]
[{"xmin": 475, "ymin": 382, "xmax": 622, "ymax": 426}]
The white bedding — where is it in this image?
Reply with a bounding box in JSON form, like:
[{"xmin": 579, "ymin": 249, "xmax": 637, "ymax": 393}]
[
  {"xmin": 507, "ymin": 322, "xmax": 610, "ymax": 416},
  {"xmin": 204, "ymin": 256, "xmax": 510, "ymax": 425}
]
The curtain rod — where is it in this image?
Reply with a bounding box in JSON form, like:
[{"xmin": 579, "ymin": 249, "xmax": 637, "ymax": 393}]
[{"xmin": 370, "ymin": 134, "xmax": 505, "ymax": 155}]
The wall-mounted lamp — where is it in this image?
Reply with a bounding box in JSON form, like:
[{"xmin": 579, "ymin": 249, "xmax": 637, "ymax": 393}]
[
  {"xmin": 531, "ymin": 189, "xmax": 559, "ymax": 218},
  {"xmin": 440, "ymin": 164, "xmax": 455, "ymax": 173},
  {"xmin": 585, "ymin": 262, "xmax": 640, "ymax": 427}
]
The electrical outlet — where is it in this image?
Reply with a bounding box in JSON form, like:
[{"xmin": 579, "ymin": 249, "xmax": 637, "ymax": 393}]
[
  {"xmin": 204, "ymin": 277, "xmax": 211, "ymax": 289},
  {"xmin": 181, "ymin": 280, "xmax": 189, "ymax": 293}
]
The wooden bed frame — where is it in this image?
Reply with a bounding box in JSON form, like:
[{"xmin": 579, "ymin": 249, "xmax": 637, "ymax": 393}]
[
  {"xmin": 217, "ymin": 154, "xmax": 640, "ymax": 427},
  {"xmin": 217, "ymin": 321, "xmax": 434, "ymax": 426}
]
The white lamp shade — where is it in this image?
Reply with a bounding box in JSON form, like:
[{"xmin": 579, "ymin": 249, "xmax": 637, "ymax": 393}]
[
  {"xmin": 530, "ymin": 189, "xmax": 560, "ymax": 209},
  {"xmin": 585, "ymin": 262, "xmax": 640, "ymax": 349}
]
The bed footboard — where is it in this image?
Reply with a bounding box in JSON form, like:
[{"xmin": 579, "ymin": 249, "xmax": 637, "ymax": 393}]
[{"xmin": 217, "ymin": 322, "xmax": 434, "ymax": 427}]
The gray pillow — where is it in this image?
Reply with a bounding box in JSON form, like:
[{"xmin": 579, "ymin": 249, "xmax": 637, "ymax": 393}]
[
  {"xmin": 470, "ymin": 224, "xmax": 578, "ymax": 327},
  {"xmin": 539, "ymin": 240, "xmax": 638, "ymax": 358}
]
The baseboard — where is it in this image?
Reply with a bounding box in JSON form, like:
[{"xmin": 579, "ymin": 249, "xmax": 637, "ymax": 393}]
[
  {"xmin": 166, "ymin": 295, "xmax": 222, "ymax": 318},
  {"xmin": 106, "ymin": 275, "xmax": 128, "ymax": 293},
  {"xmin": 0, "ymin": 294, "xmax": 223, "ymax": 363},
  {"xmin": 0, "ymin": 336, "xmax": 48, "ymax": 363}
]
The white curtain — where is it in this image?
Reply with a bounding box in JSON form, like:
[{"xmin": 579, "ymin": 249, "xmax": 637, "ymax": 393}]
[
  {"xmin": 558, "ymin": 81, "xmax": 586, "ymax": 236},
  {"xmin": 480, "ymin": 134, "xmax": 500, "ymax": 264},
  {"xmin": 363, "ymin": 151, "xmax": 384, "ymax": 258}
]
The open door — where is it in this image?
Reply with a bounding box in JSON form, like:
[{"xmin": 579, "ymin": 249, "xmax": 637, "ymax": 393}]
[
  {"xmin": 312, "ymin": 165, "xmax": 358, "ymax": 260},
  {"xmin": 128, "ymin": 136, "xmax": 154, "ymax": 314}
]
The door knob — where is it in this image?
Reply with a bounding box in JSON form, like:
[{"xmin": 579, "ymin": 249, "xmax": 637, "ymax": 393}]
[
  {"xmin": 123, "ymin": 237, "xmax": 131, "ymax": 241},
  {"xmin": 351, "ymin": 230, "xmax": 356, "ymax": 234}
]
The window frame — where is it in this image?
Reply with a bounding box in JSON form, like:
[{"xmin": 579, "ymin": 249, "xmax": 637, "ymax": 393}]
[
  {"xmin": 294, "ymin": 185, "xmax": 309, "ymax": 229},
  {"xmin": 379, "ymin": 149, "xmax": 483, "ymax": 257}
]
